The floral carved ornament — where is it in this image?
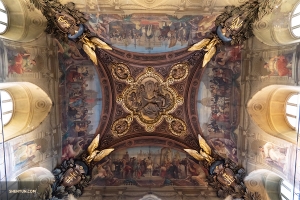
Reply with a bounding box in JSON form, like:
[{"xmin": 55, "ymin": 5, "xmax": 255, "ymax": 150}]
[{"xmin": 111, "ymin": 63, "xmax": 189, "ymax": 136}]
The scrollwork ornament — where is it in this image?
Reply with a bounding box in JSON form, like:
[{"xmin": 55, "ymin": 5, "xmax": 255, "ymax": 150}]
[
  {"xmin": 110, "ymin": 62, "xmax": 132, "ymax": 82},
  {"xmin": 168, "ymin": 63, "xmax": 189, "ymax": 82},
  {"xmin": 184, "ymin": 135, "xmax": 248, "ymax": 198},
  {"xmin": 111, "ymin": 64, "xmax": 188, "ymax": 135},
  {"xmin": 28, "ymin": 0, "xmax": 112, "ymax": 65},
  {"xmin": 168, "ymin": 117, "xmax": 186, "ymax": 136},
  {"xmin": 111, "ymin": 117, "xmax": 132, "ymax": 136},
  {"xmin": 189, "ymin": 0, "xmax": 279, "ymax": 66}
]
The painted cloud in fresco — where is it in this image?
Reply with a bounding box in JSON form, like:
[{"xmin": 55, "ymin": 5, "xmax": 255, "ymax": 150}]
[{"xmin": 86, "ymin": 14, "xmax": 217, "ymax": 54}]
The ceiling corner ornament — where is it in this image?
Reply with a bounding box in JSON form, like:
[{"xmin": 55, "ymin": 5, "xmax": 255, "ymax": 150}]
[
  {"xmin": 111, "ymin": 63, "xmax": 188, "ymax": 135},
  {"xmin": 184, "ymin": 134, "xmax": 247, "ymax": 199},
  {"xmin": 50, "ymin": 134, "xmax": 114, "ymax": 199},
  {"xmin": 29, "ymin": 0, "xmax": 112, "ymax": 65},
  {"xmin": 188, "ymin": 0, "xmax": 279, "ymax": 67}
]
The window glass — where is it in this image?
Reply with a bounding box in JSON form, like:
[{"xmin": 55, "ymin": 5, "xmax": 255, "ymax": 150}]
[
  {"xmin": 292, "ymin": 27, "xmax": 300, "ymax": 37},
  {"xmin": 280, "ymin": 180, "xmax": 300, "ymax": 200},
  {"xmin": 0, "ymin": 23, "xmax": 5, "ymax": 33},
  {"xmin": 0, "ymin": 1, "xmax": 4, "ymax": 11},
  {"xmin": 0, "ymin": 0, "xmax": 7, "ymax": 34},
  {"xmin": 0, "ymin": 11, "xmax": 7, "ymax": 24},
  {"xmin": 286, "ymin": 94, "xmax": 300, "ymax": 129},
  {"xmin": 293, "ymin": 3, "xmax": 300, "ymax": 15},
  {"xmin": 0, "ymin": 90, "xmax": 13, "ymax": 125},
  {"xmin": 291, "ymin": 15, "xmax": 300, "ymax": 28}
]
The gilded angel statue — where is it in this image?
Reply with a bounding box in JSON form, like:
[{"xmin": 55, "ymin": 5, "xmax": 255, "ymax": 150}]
[
  {"xmin": 80, "ymin": 34, "xmax": 112, "ymax": 65},
  {"xmin": 188, "ymin": 35, "xmax": 221, "ymax": 68},
  {"xmin": 184, "ymin": 134, "xmax": 214, "ymax": 165},
  {"xmin": 83, "ymin": 134, "xmax": 114, "ymax": 166},
  {"xmin": 28, "ymin": 0, "xmax": 112, "ymax": 66}
]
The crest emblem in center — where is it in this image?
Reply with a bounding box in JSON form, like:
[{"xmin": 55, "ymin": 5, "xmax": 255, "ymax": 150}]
[{"xmin": 111, "ymin": 63, "xmax": 189, "ymax": 136}]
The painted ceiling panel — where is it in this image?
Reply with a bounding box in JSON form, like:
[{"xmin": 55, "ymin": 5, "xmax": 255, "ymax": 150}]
[{"xmin": 87, "ymin": 14, "xmax": 217, "ymax": 53}]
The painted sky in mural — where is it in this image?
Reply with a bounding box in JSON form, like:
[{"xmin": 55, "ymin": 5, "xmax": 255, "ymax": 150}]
[
  {"xmin": 56, "ymin": 39, "xmax": 102, "ymax": 162},
  {"xmin": 197, "ymin": 45, "xmax": 241, "ymax": 163},
  {"xmin": 86, "ymin": 14, "xmax": 217, "ymax": 54},
  {"xmin": 90, "ymin": 146, "xmax": 209, "ymax": 187}
]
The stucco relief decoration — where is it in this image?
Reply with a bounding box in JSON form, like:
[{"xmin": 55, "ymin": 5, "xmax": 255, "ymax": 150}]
[
  {"xmin": 188, "ymin": 0, "xmax": 280, "ymax": 67},
  {"xmin": 50, "ymin": 134, "xmax": 114, "ymax": 199},
  {"xmin": 29, "ymin": 0, "xmax": 112, "ymax": 65},
  {"xmin": 111, "ymin": 63, "xmax": 188, "ymax": 135},
  {"xmin": 185, "ymin": 135, "xmax": 248, "ymax": 199}
]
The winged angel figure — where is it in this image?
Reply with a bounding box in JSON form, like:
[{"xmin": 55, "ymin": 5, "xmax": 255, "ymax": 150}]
[
  {"xmin": 83, "ymin": 134, "xmax": 114, "ymax": 166},
  {"xmin": 184, "ymin": 134, "xmax": 214, "ymax": 165},
  {"xmin": 29, "ymin": 0, "xmax": 112, "ymax": 65}
]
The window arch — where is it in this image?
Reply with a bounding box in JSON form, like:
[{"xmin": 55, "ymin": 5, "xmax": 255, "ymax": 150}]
[
  {"xmin": 247, "ymin": 85, "xmax": 300, "ymax": 143},
  {"xmin": 0, "ymin": 90, "xmax": 13, "ymax": 125},
  {"xmin": 244, "ymin": 169, "xmax": 299, "ymax": 200},
  {"xmin": 285, "ymin": 93, "xmax": 300, "ymax": 129},
  {"xmin": 0, "ymin": 82, "xmax": 52, "ymax": 141},
  {"xmin": 281, "ymin": 180, "xmax": 294, "ymax": 200},
  {"xmin": 291, "ymin": 1, "xmax": 300, "ymax": 38},
  {"xmin": 0, "ymin": 0, "xmax": 8, "ymax": 34}
]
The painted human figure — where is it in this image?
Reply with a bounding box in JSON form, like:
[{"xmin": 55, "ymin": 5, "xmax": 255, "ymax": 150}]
[
  {"xmin": 264, "ymin": 55, "xmax": 292, "ymax": 77},
  {"xmin": 8, "ymin": 53, "xmax": 36, "ymax": 76},
  {"xmin": 259, "ymin": 142, "xmax": 287, "ymax": 170}
]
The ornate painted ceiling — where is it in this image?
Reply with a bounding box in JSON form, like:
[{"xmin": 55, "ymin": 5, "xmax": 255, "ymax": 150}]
[{"xmin": 2, "ymin": 0, "xmax": 294, "ymax": 199}]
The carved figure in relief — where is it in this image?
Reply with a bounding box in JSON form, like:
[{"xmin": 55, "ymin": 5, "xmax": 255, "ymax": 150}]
[
  {"xmin": 113, "ymin": 120, "xmax": 128, "ymax": 135},
  {"xmin": 171, "ymin": 120, "xmax": 185, "ymax": 134},
  {"xmin": 112, "ymin": 65, "xmax": 187, "ymax": 134},
  {"xmin": 171, "ymin": 65, "xmax": 187, "ymax": 79}
]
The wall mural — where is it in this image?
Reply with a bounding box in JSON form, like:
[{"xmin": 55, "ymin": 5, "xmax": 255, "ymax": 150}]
[
  {"xmin": 87, "ymin": 14, "xmax": 217, "ymax": 54},
  {"xmin": 260, "ymin": 52, "xmax": 294, "ymax": 79},
  {"xmin": 111, "ymin": 63, "xmax": 188, "ymax": 135},
  {"xmin": 197, "ymin": 45, "xmax": 241, "ymax": 163},
  {"xmin": 89, "ymin": 146, "xmax": 208, "ymax": 187},
  {"xmin": 251, "ymin": 140, "xmax": 292, "ymax": 174},
  {"xmin": 57, "ymin": 39, "xmax": 103, "ymax": 161},
  {"xmin": 6, "ymin": 46, "xmax": 42, "ymax": 76},
  {"xmin": 12, "ymin": 138, "xmax": 48, "ymax": 171}
]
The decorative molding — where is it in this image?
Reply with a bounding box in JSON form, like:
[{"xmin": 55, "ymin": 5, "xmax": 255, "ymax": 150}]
[{"xmin": 111, "ymin": 63, "xmax": 188, "ymax": 135}]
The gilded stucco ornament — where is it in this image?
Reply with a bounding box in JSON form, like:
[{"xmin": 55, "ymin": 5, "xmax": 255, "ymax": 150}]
[
  {"xmin": 50, "ymin": 134, "xmax": 113, "ymax": 199},
  {"xmin": 189, "ymin": 0, "xmax": 280, "ymax": 67},
  {"xmin": 111, "ymin": 63, "xmax": 188, "ymax": 135},
  {"xmin": 29, "ymin": 0, "xmax": 111, "ymax": 65},
  {"xmin": 185, "ymin": 134, "xmax": 248, "ymax": 198}
]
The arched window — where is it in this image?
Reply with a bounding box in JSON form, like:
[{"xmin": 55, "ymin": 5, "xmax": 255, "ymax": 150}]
[
  {"xmin": 281, "ymin": 180, "xmax": 293, "ymax": 200},
  {"xmin": 247, "ymin": 85, "xmax": 300, "ymax": 143},
  {"xmin": 0, "ymin": 82, "xmax": 52, "ymax": 141},
  {"xmin": 0, "ymin": 90, "xmax": 13, "ymax": 125},
  {"xmin": 0, "ymin": 0, "xmax": 8, "ymax": 34},
  {"xmin": 280, "ymin": 180, "xmax": 300, "ymax": 200},
  {"xmin": 285, "ymin": 94, "xmax": 300, "ymax": 130},
  {"xmin": 291, "ymin": 1, "xmax": 300, "ymax": 37}
]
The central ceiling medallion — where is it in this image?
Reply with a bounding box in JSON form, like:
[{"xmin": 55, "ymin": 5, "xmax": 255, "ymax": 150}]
[{"xmin": 111, "ymin": 63, "xmax": 189, "ymax": 136}]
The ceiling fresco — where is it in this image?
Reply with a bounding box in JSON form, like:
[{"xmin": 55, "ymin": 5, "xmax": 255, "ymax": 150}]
[
  {"xmin": 87, "ymin": 14, "xmax": 217, "ymax": 53},
  {"xmin": 111, "ymin": 63, "xmax": 188, "ymax": 135},
  {"xmin": 2, "ymin": 0, "xmax": 291, "ymax": 199}
]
